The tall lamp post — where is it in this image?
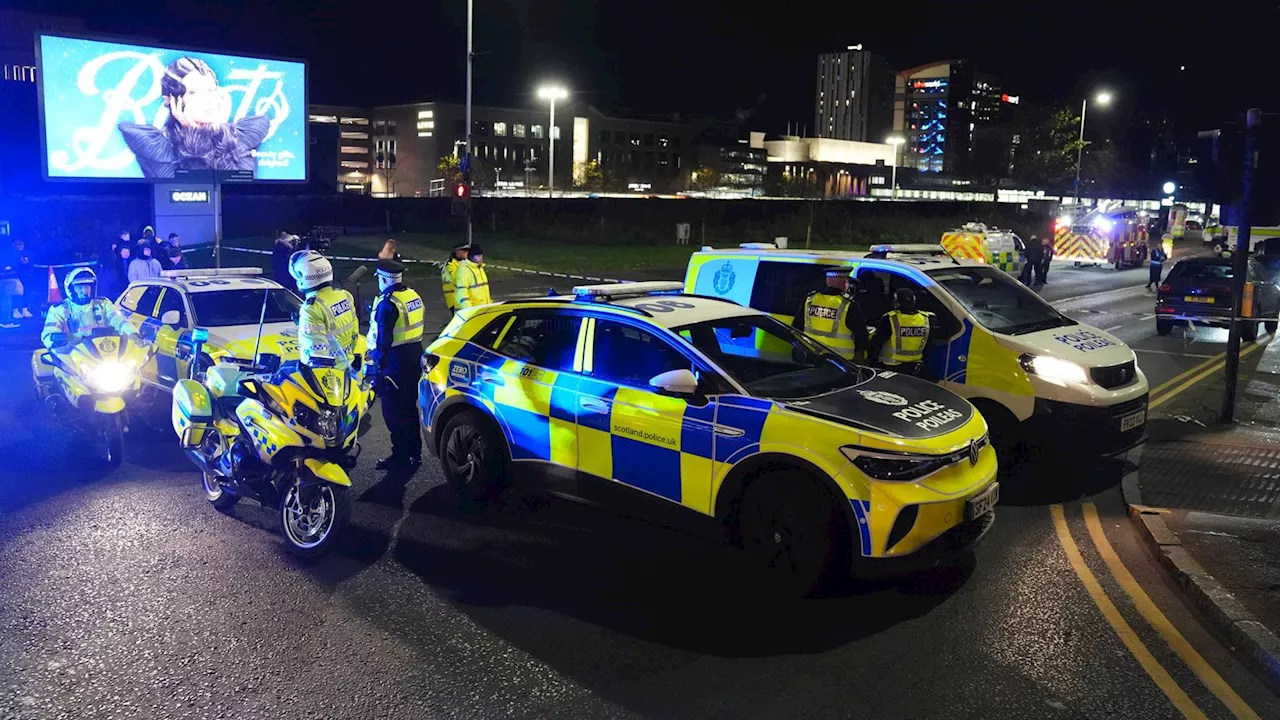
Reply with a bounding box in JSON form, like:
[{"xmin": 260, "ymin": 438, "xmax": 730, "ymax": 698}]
[
  {"xmin": 886, "ymin": 135, "xmax": 905, "ymax": 199},
  {"xmin": 1074, "ymin": 90, "xmax": 1113, "ymax": 204},
  {"xmin": 537, "ymin": 85, "xmax": 568, "ymax": 198}
]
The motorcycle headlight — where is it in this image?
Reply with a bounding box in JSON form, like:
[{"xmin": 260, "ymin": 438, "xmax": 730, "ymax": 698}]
[
  {"xmin": 87, "ymin": 361, "xmax": 137, "ymax": 394},
  {"xmin": 297, "ymin": 404, "xmax": 341, "ymax": 444},
  {"xmin": 1019, "ymin": 354, "xmax": 1088, "ymax": 386}
]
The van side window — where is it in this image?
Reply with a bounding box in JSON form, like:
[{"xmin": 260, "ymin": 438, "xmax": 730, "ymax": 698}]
[
  {"xmin": 749, "ymin": 261, "xmax": 830, "ymax": 315},
  {"xmin": 883, "ymin": 273, "xmax": 962, "ymax": 340}
]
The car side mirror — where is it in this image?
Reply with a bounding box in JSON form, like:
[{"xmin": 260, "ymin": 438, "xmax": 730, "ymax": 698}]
[
  {"xmin": 160, "ymin": 310, "xmax": 181, "ymax": 327},
  {"xmin": 650, "ymin": 368, "xmax": 699, "ymax": 396}
]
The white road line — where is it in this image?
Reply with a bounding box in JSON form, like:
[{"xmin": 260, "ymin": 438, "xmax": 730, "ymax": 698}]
[
  {"xmin": 1134, "ymin": 348, "xmax": 1217, "ymax": 359},
  {"xmin": 1104, "ymin": 325, "xmax": 1124, "ymax": 332},
  {"xmin": 1140, "ymin": 314, "xmax": 1156, "ymax": 320}
]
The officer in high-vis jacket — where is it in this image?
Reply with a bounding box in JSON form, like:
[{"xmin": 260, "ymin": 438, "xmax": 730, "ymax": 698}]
[
  {"xmin": 366, "ymin": 258, "xmax": 425, "ymax": 470},
  {"xmin": 872, "ymin": 288, "xmax": 932, "ymax": 374},
  {"xmin": 793, "ymin": 268, "xmax": 869, "ymax": 362},
  {"xmin": 453, "ymin": 243, "xmax": 491, "ymax": 310},
  {"xmin": 440, "ymin": 240, "xmax": 469, "ymax": 315},
  {"xmin": 289, "ymin": 250, "xmax": 360, "ymax": 372}
]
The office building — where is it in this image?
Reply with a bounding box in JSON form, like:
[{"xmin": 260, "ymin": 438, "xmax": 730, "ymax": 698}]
[
  {"xmin": 893, "ymin": 60, "xmax": 1017, "ymax": 177},
  {"xmin": 761, "ymin": 134, "xmax": 895, "ymax": 197},
  {"xmin": 815, "ymin": 47, "xmax": 894, "ymax": 143},
  {"xmin": 0, "ymin": 9, "xmax": 85, "ymax": 84}
]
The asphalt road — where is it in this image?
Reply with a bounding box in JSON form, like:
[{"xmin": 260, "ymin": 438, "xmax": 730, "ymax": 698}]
[{"xmin": 2, "ymin": 258, "xmax": 1278, "ymax": 719}]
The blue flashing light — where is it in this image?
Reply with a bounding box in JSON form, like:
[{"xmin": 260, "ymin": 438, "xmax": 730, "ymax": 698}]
[{"xmin": 191, "ymin": 328, "xmax": 210, "ymax": 343}]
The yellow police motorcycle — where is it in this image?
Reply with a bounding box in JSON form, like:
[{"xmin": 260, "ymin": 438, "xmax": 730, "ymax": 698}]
[
  {"xmin": 170, "ymin": 313, "xmax": 373, "ymax": 558},
  {"xmin": 32, "ymin": 329, "xmax": 156, "ymax": 467}
]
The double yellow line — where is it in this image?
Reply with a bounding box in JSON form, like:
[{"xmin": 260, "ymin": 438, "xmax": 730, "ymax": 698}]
[
  {"xmin": 1147, "ymin": 341, "xmax": 1266, "ymax": 410},
  {"xmin": 1052, "ymin": 504, "xmax": 1260, "ymax": 719}
]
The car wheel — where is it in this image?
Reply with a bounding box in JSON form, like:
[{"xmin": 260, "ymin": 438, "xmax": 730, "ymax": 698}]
[
  {"xmin": 1266, "ymin": 319, "xmax": 1278, "ymax": 336},
  {"xmin": 1156, "ymin": 319, "xmax": 1174, "ymax": 336},
  {"xmin": 1243, "ymin": 321, "xmax": 1258, "ymax": 342},
  {"xmin": 737, "ymin": 470, "xmax": 847, "ymax": 597},
  {"xmin": 974, "ymin": 400, "xmax": 1022, "ymax": 471},
  {"xmin": 441, "ymin": 409, "xmax": 508, "ymax": 503}
]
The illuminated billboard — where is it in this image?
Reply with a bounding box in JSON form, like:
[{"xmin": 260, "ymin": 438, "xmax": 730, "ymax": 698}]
[{"xmin": 36, "ymin": 33, "xmax": 307, "ymax": 182}]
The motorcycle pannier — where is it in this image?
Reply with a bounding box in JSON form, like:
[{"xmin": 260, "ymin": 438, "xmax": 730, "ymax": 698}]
[{"xmin": 172, "ymin": 379, "xmax": 214, "ymax": 448}]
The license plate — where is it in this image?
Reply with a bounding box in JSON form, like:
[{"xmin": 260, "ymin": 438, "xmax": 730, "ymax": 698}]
[
  {"xmin": 966, "ymin": 482, "xmax": 999, "ymax": 520},
  {"xmin": 1120, "ymin": 410, "xmax": 1146, "ymax": 432},
  {"xmin": 1184, "ymin": 296, "xmax": 1215, "ymax": 304}
]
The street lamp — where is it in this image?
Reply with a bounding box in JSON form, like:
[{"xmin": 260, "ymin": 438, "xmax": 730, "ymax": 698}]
[
  {"xmin": 886, "ymin": 135, "xmax": 905, "ymax": 199},
  {"xmin": 537, "ymin": 85, "xmax": 568, "ymax": 198},
  {"xmin": 1162, "ymin": 181, "xmax": 1177, "ymax": 196},
  {"xmin": 1074, "ymin": 90, "xmax": 1113, "ymax": 204}
]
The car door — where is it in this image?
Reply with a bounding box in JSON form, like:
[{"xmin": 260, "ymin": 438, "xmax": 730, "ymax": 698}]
[
  {"xmin": 152, "ymin": 288, "xmax": 192, "ymax": 387},
  {"xmin": 576, "ymin": 316, "xmax": 716, "ymax": 514},
  {"xmin": 483, "ymin": 310, "xmax": 584, "ymax": 473}
]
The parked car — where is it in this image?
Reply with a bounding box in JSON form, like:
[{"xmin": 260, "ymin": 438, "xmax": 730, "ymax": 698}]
[{"xmin": 1156, "ymin": 257, "xmax": 1280, "ymax": 340}]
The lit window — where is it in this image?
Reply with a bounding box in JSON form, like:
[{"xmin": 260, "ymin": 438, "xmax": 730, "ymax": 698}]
[
  {"xmin": 494, "ymin": 122, "xmax": 508, "ymax": 137},
  {"xmin": 340, "ymin": 117, "xmax": 370, "ymax": 125},
  {"xmin": 417, "ymin": 109, "xmax": 434, "ymax": 119},
  {"xmin": 552, "ymin": 126, "xmax": 561, "ymax": 140},
  {"xmin": 309, "ymin": 115, "xmax": 338, "ymax": 123},
  {"xmin": 514, "ymin": 124, "xmax": 526, "ymax": 138},
  {"xmin": 340, "ymin": 146, "xmax": 367, "ymax": 155},
  {"xmin": 340, "ymin": 131, "xmax": 369, "ymax": 140},
  {"xmin": 341, "ymin": 161, "xmax": 369, "ymax": 169},
  {"xmin": 532, "ymin": 125, "xmax": 545, "ymax": 139}
]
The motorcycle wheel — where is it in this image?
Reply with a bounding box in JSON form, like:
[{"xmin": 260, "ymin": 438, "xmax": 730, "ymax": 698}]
[
  {"xmin": 104, "ymin": 416, "xmax": 125, "ymax": 468},
  {"xmin": 201, "ymin": 471, "xmax": 239, "ymax": 512},
  {"xmin": 279, "ymin": 477, "xmax": 350, "ymax": 559}
]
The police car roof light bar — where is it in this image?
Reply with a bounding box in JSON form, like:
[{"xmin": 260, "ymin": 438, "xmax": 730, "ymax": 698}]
[
  {"xmin": 161, "ymin": 268, "xmax": 263, "ymax": 279},
  {"xmin": 738, "ymin": 242, "xmax": 777, "ymax": 249},
  {"xmin": 571, "ymin": 281, "xmax": 685, "ymax": 302},
  {"xmin": 868, "ymin": 243, "xmax": 950, "ymax": 255}
]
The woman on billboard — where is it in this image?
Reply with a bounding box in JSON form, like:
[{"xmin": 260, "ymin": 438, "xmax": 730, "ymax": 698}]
[{"xmin": 117, "ymin": 57, "xmax": 270, "ymax": 179}]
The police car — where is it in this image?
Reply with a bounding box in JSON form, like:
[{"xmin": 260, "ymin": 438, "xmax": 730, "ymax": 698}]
[
  {"xmin": 686, "ymin": 244, "xmax": 1150, "ymax": 459},
  {"xmin": 419, "ymin": 281, "xmax": 998, "ymax": 594},
  {"xmin": 118, "ymin": 268, "xmax": 310, "ymax": 388}
]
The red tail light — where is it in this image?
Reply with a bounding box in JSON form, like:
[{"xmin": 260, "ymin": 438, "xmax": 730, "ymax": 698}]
[{"xmin": 1158, "ymin": 284, "xmax": 1171, "ymax": 292}]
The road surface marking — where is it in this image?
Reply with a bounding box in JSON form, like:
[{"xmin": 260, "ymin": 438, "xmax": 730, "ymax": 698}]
[
  {"xmin": 1050, "ymin": 505, "xmax": 1208, "ymax": 719},
  {"xmin": 1083, "ymin": 504, "xmax": 1261, "ymax": 720},
  {"xmin": 1149, "ymin": 343, "xmax": 1265, "ymax": 410},
  {"xmin": 1135, "ymin": 348, "xmax": 1217, "ymax": 359},
  {"xmin": 1141, "ymin": 314, "xmax": 1157, "ymax": 320},
  {"xmin": 1105, "ymin": 324, "xmax": 1125, "ymax": 332}
]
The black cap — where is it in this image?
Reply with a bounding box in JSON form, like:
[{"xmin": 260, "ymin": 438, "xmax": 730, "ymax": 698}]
[
  {"xmin": 468, "ymin": 243, "xmax": 484, "ymax": 256},
  {"xmin": 452, "ymin": 239, "xmax": 470, "ymax": 251},
  {"xmin": 375, "ymin": 258, "xmax": 406, "ymax": 275}
]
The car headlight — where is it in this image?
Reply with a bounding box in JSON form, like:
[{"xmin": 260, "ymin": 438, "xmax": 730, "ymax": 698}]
[
  {"xmin": 85, "ymin": 361, "xmax": 137, "ymax": 393},
  {"xmin": 841, "ymin": 446, "xmax": 951, "ymax": 482},
  {"xmin": 1019, "ymin": 354, "xmax": 1088, "ymax": 385}
]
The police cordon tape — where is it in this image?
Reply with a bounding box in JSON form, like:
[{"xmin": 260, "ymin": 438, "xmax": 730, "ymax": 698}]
[{"xmin": 221, "ymin": 246, "xmax": 633, "ymax": 284}]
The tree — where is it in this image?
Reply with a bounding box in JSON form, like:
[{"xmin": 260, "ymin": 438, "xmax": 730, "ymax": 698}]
[
  {"xmin": 575, "ymin": 159, "xmax": 607, "ymax": 191},
  {"xmin": 437, "ymin": 154, "xmax": 464, "ymax": 185},
  {"xmin": 1010, "ymin": 105, "xmax": 1082, "ymax": 189},
  {"xmin": 690, "ymin": 166, "xmax": 720, "ymax": 192}
]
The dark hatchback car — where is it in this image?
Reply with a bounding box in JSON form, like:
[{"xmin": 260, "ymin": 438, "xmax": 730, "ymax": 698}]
[{"xmin": 1156, "ymin": 256, "xmax": 1280, "ymax": 340}]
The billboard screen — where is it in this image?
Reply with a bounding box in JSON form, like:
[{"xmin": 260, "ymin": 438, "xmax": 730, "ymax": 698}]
[{"xmin": 36, "ymin": 33, "xmax": 307, "ymax": 182}]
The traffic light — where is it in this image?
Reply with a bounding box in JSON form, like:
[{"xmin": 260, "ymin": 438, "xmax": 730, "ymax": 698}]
[
  {"xmin": 451, "ymin": 181, "xmax": 470, "ymax": 216},
  {"xmin": 453, "ymin": 182, "xmax": 468, "ymax": 198}
]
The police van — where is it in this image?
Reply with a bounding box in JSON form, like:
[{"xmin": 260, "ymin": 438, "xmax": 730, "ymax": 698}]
[
  {"xmin": 685, "ymin": 244, "xmax": 1150, "ymax": 458},
  {"xmin": 940, "ymin": 222, "xmax": 1025, "ymax": 276}
]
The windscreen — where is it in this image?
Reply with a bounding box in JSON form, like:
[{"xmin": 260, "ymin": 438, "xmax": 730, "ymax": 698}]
[
  {"xmin": 190, "ymin": 289, "xmax": 301, "ymax": 327},
  {"xmin": 1169, "ymin": 263, "xmax": 1233, "ymax": 282},
  {"xmin": 927, "ymin": 266, "xmax": 1076, "ymax": 335}
]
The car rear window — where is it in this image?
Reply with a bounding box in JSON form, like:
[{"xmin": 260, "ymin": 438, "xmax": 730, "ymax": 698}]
[{"xmin": 1169, "ymin": 263, "xmax": 1233, "ymax": 281}]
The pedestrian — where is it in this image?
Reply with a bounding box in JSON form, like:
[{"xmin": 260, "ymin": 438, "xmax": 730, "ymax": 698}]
[
  {"xmin": 366, "ymin": 258, "xmax": 425, "ymax": 471},
  {"xmin": 128, "ymin": 242, "xmax": 163, "ymax": 282},
  {"xmin": 159, "ymin": 233, "xmax": 182, "ymax": 269},
  {"xmin": 9, "ymin": 239, "xmax": 34, "ymax": 319},
  {"xmin": 166, "ymin": 244, "xmax": 187, "ymax": 271},
  {"xmin": 103, "ymin": 245, "xmax": 131, "ymax": 298},
  {"xmin": 453, "ymin": 243, "xmax": 491, "ymax": 310},
  {"xmin": 103, "ymin": 229, "xmax": 129, "ymax": 273},
  {"xmin": 1037, "ymin": 235, "xmax": 1054, "ymax": 284},
  {"xmin": 0, "ymin": 241, "xmax": 22, "ymax": 329},
  {"xmin": 870, "ymin": 288, "xmax": 931, "ymax": 376},
  {"xmin": 1146, "ymin": 240, "xmax": 1168, "ymax": 291},
  {"xmin": 441, "ymin": 240, "xmax": 469, "ymax": 315},
  {"xmin": 1022, "ymin": 234, "xmax": 1044, "ymax": 285},
  {"xmin": 272, "ymin": 231, "xmax": 298, "ymax": 290},
  {"xmin": 793, "ymin": 268, "xmax": 868, "ymax": 362}
]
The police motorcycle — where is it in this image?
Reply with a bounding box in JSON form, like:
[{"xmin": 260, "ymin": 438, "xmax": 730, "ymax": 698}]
[
  {"xmin": 170, "ymin": 287, "xmax": 374, "ymax": 558},
  {"xmin": 32, "ymin": 270, "xmax": 160, "ymax": 467}
]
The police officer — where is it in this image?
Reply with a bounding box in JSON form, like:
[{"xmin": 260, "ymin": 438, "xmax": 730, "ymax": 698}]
[
  {"xmin": 41, "ymin": 268, "xmax": 138, "ymax": 350},
  {"xmin": 453, "ymin": 243, "xmax": 491, "ymax": 309},
  {"xmin": 290, "ymin": 250, "xmax": 360, "ymax": 371},
  {"xmin": 365, "ymin": 259, "xmax": 425, "ymax": 470},
  {"xmin": 871, "ymin": 288, "xmax": 931, "ymax": 375},
  {"xmin": 441, "ymin": 240, "xmax": 469, "ymax": 315},
  {"xmin": 793, "ymin": 268, "xmax": 868, "ymax": 362}
]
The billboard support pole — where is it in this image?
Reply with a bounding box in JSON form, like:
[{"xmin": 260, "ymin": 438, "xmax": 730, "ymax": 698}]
[
  {"xmin": 464, "ymin": 0, "xmax": 474, "ymax": 248},
  {"xmin": 1220, "ymin": 109, "xmax": 1261, "ymax": 423},
  {"xmin": 213, "ymin": 176, "xmax": 223, "ymax": 269}
]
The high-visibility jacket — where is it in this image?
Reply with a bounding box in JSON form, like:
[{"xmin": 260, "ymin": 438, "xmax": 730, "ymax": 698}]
[
  {"xmin": 441, "ymin": 257, "xmax": 460, "ymax": 311},
  {"xmin": 299, "ymin": 285, "xmax": 360, "ymax": 371},
  {"xmin": 368, "ymin": 288, "xmax": 425, "ymax": 349},
  {"xmin": 454, "ymin": 260, "xmax": 491, "ymax": 309},
  {"xmin": 878, "ymin": 310, "xmax": 930, "ymax": 366},
  {"xmin": 42, "ymin": 298, "xmax": 137, "ymax": 350},
  {"xmin": 802, "ymin": 291, "xmax": 858, "ymax": 359}
]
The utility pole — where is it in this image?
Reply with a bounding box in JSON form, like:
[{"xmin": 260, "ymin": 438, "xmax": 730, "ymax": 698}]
[
  {"xmin": 1221, "ymin": 109, "xmax": 1261, "ymax": 423},
  {"xmin": 464, "ymin": 0, "xmax": 474, "ymax": 247}
]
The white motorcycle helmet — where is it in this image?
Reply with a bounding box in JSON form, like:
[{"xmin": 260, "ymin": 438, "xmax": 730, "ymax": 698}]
[
  {"xmin": 64, "ymin": 267, "xmax": 97, "ymax": 306},
  {"xmin": 289, "ymin": 249, "xmax": 333, "ymax": 293}
]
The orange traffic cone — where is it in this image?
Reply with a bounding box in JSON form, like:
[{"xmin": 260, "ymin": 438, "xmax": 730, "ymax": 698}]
[{"xmin": 47, "ymin": 266, "xmax": 61, "ymax": 304}]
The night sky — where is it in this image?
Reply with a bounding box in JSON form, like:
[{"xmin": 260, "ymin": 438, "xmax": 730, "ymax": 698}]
[{"xmin": 14, "ymin": 0, "xmax": 1277, "ymax": 134}]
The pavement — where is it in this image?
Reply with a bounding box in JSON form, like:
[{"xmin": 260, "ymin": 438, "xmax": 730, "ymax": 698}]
[{"xmin": 3, "ymin": 252, "xmax": 1280, "ymax": 719}]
